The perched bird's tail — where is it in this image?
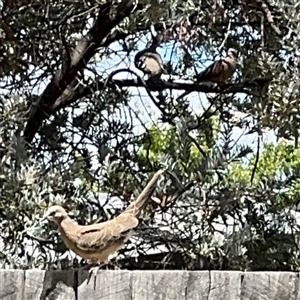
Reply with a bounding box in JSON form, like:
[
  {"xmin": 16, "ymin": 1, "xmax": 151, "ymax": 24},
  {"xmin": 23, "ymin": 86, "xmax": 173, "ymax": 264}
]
[{"xmin": 124, "ymin": 169, "xmax": 164, "ymax": 218}]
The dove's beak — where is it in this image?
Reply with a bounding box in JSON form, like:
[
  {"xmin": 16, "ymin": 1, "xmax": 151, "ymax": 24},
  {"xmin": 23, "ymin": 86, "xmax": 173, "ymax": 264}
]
[{"xmin": 40, "ymin": 213, "xmax": 51, "ymax": 223}]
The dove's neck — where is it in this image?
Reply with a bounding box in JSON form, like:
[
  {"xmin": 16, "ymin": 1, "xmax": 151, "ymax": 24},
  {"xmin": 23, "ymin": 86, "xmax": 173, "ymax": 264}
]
[
  {"xmin": 56, "ymin": 217, "xmax": 80, "ymax": 251},
  {"xmin": 58, "ymin": 217, "xmax": 79, "ymax": 234}
]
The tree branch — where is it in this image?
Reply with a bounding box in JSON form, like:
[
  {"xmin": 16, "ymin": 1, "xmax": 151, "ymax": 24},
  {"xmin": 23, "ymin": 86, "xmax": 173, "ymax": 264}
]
[
  {"xmin": 23, "ymin": 1, "xmax": 141, "ymax": 143},
  {"xmin": 52, "ymin": 77, "xmax": 268, "ymax": 113}
]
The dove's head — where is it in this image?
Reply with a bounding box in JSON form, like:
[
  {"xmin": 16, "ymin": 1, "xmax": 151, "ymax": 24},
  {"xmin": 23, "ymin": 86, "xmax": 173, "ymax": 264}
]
[
  {"xmin": 42, "ymin": 205, "xmax": 69, "ymax": 225},
  {"xmin": 227, "ymin": 48, "xmax": 238, "ymax": 58}
]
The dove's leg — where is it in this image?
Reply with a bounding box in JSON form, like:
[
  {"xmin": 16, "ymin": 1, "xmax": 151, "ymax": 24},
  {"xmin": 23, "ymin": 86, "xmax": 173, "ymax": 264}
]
[
  {"xmin": 87, "ymin": 262, "xmax": 107, "ymax": 284},
  {"xmin": 89, "ymin": 264, "xmax": 102, "ymax": 276},
  {"xmin": 80, "ymin": 259, "xmax": 98, "ymax": 272}
]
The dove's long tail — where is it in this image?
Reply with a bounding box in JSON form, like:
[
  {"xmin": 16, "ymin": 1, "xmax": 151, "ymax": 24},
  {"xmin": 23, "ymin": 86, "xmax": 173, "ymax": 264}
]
[{"xmin": 124, "ymin": 170, "xmax": 164, "ymax": 218}]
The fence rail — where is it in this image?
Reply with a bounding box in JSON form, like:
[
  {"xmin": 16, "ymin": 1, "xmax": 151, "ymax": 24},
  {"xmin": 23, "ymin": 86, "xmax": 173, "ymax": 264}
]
[{"xmin": 0, "ymin": 269, "xmax": 298, "ymax": 300}]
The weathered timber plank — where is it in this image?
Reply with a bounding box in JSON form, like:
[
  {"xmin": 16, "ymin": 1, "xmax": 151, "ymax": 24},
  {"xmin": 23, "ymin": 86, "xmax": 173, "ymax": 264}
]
[
  {"xmin": 0, "ymin": 269, "xmax": 24, "ymax": 300},
  {"xmin": 241, "ymin": 271, "xmax": 297, "ymax": 300},
  {"xmin": 24, "ymin": 269, "xmax": 76, "ymax": 300},
  {"xmin": 132, "ymin": 270, "xmax": 189, "ymax": 300},
  {"xmin": 185, "ymin": 271, "xmax": 210, "ymax": 300},
  {"xmin": 1, "ymin": 269, "xmax": 300, "ymax": 300},
  {"xmin": 295, "ymin": 272, "xmax": 300, "ymax": 300},
  {"xmin": 77, "ymin": 270, "xmax": 132, "ymax": 300},
  {"xmin": 208, "ymin": 271, "xmax": 242, "ymax": 300},
  {"xmin": 179, "ymin": 271, "xmax": 242, "ymax": 300}
]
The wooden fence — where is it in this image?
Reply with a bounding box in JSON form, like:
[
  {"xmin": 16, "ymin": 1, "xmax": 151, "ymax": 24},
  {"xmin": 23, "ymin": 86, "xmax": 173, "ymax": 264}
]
[{"xmin": 0, "ymin": 269, "xmax": 298, "ymax": 300}]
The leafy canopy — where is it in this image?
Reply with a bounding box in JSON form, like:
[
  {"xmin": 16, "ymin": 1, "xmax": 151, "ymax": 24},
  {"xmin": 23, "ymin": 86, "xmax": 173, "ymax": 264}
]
[{"xmin": 0, "ymin": 0, "xmax": 300, "ymax": 271}]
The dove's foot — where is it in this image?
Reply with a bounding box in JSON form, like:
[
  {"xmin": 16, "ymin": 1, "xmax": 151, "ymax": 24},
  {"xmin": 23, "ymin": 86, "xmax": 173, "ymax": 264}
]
[
  {"xmin": 89, "ymin": 265, "xmax": 100, "ymax": 276},
  {"xmin": 87, "ymin": 263, "xmax": 105, "ymax": 284}
]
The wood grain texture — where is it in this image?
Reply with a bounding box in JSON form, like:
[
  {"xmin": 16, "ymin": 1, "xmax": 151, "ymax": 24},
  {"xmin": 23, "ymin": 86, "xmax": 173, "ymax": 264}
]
[
  {"xmin": 186, "ymin": 271, "xmax": 210, "ymax": 300},
  {"xmin": 208, "ymin": 271, "xmax": 242, "ymax": 300},
  {"xmin": 132, "ymin": 270, "xmax": 189, "ymax": 300},
  {"xmin": 240, "ymin": 271, "xmax": 297, "ymax": 300},
  {"xmin": 0, "ymin": 270, "xmax": 299, "ymax": 299},
  {"xmin": 24, "ymin": 269, "xmax": 76, "ymax": 300},
  {"xmin": 181, "ymin": 270, "xmax": 242, "ymax": 300},
  {"xmin": 0, "ymin": 269, "xmax": 24, "ymax": 300},
  {"xmin": 77, "ymin": 269, "xmax": 132, "ymax": 300}
]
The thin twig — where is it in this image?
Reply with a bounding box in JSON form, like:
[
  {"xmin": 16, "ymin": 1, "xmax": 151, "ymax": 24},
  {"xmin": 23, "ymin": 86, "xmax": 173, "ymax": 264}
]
[
  {"xmin": 251, "ymin": 134, "xmax": 260, "ymax": 184},
  {"xmin": 218, "ymin": 18, "xmax": 232, "ymax": 51}
]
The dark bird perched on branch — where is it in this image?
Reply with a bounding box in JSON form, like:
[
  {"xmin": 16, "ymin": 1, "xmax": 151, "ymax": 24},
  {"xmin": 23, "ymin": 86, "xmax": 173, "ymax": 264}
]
[
  {"xmin": 134, "ymin": 24, "xmax": 168, "ymax": 80},
  {"xmin": 175, "ymin": 48, "xmax": 238, "ymax": 102},
  {"xmin": 134, "ymin": 37, "xmax": 165, "ymax": 79},
  {"xmin": 195, "ymin": 48, "xmax": 238, "ymax": 85}
]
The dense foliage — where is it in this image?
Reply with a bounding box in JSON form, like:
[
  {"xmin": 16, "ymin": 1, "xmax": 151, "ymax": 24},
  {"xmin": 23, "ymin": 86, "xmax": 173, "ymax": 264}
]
[{"xmin": 1, "ymin": 0, "xmax": 300, "ymax": 271}]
